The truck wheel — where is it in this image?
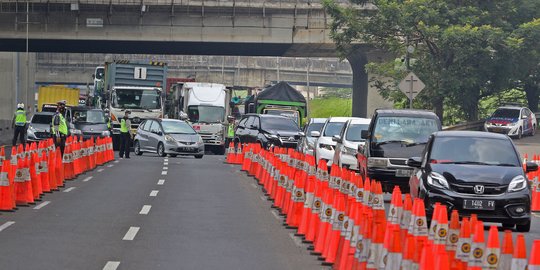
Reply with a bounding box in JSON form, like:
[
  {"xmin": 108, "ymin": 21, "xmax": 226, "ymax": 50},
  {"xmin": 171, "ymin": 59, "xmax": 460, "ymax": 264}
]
[{"xmin": 157, "ymin": 143, "xmax": 166, "ymax": 157}]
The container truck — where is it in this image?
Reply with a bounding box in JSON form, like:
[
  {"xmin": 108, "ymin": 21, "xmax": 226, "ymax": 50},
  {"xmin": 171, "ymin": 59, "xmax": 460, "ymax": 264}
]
[
  {"xmin": 95, "ymin": 60, "xmax": 167, "ymax": 148},
  {"xmin": 171, "ymin": 82, "xmax": 231, "ymax": 155},
  {"xmin": 37, "ymin": 85, "xmax": 80, "ymax": 112}
]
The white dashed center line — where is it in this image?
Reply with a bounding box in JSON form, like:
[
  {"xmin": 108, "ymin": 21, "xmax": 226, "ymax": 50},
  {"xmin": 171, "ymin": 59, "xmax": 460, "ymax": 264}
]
[
  {"xmin": 161, "ymin": 171, "xmax": 168, "ymax": 175},
  {"xmin": 260, "ymin": 195, "xmax": 266, "ymax": 202},
  {"xmin": 163, "ymin": 167, "xmax": 168, "ymax": 170},
  {"xmin": 63, "ymin": 187, "xmax": 76, "ymax": 193},
  {"xmin": 157, "ymin": 179, "xmax": 165, "ymax": 185},
  {"xmin": 114, "ymin": 160, "xmax": 119, "ymax": 163},
  {"xmin": 150, "ymin": 190, "xmax": 159, "ymax": 197},
  {"xmin": 164, "ymin": 158, "xmax": 169, "ymax": 162},
  {"xmin": 33, "ymin": 201, "xmax": 51, "ymax": 210},
  {"xmin": 98, "ymin": 169, "xmax": 104, "ymax": 172},
  {"xmin": 0, "ymin": 221, "xmax": 15, "ymax": 232},
  {"xmin": 164, "ymin": 162, "xmax": 169, "ymax": 166},
  {"xmin": 83, "ymin": 176, "xmax": 93, "ymax": 182},
  {"xmin": 122, "ymin": 227, "xmax": 140, "ymax": 241},
  {"xmin": 288, "ymin": 233, "xmax": 304, "ymax": 247},
  {"xmin": 103, "ymin": 261, "xmax": 120, "ymax": 270},
  {"xmin": 251, "ymin": 183, "xmax": 258, "ymax": 188},
  {"xmin": 271, "ymin": 210, "xmax": 282, "ymax": 220},
  {"xmin": 107, "ymin": 165, "xmax": 114, "ymax": 168},
  {"xmin": 139, "ymin": 205, "xmax": 152, "ymax": 215}
]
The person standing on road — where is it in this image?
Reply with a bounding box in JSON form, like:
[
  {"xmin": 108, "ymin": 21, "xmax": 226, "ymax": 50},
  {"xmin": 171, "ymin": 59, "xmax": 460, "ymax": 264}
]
[
  {"xmin": 51, "ymin": 101, "xmax": 68, "ymax": 156},
  {"xmin": 226, "ymin": 116, "xmax": 235, "ymax": 147},
  {"xmin": 119, "ymin": 110, "xmax": 132, "ymax": 159},
  {"xmin": 12, "ymin": 103, "xmax": 27, "ymax": 147}
]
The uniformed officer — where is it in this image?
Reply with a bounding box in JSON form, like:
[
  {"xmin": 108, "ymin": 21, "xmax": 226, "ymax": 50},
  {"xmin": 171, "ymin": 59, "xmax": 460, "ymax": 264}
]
[
  {"xmin": 119, "ymin": 110, "xmax": 132, "ymax": 159},
  {"xmin": 51, "ymin": 101, "xmax": 69, "ymax": 155},
  {"xmin": 225, "ymin": 116, "xmax": 235, "ymax": 147},
  {"xmin": 12, "ymin": 103, "xmax": 27, "ymax": 146},
  {"xmin": 104, "ymin": 109, "xmax": 112, "ymax": 129}
]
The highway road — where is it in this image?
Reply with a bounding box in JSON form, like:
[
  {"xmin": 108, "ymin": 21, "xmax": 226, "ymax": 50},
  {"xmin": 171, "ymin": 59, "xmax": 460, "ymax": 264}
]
[{"xmin": 0, "ymin": 133, "xmax": 538, "ymax": 269}]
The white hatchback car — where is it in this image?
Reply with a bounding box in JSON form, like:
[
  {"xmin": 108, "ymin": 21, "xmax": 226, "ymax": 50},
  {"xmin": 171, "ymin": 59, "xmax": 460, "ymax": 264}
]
[
  {"xmin": 312, "ymin": 117, "xmax": 353, "ymax": 166},
  {"xmin": 332, "ymin": 118, "xmax": 371, "ymax": 170},
  {"xmin": 484, "ymin": 106, "xmax": 537, "ymax": 139}
]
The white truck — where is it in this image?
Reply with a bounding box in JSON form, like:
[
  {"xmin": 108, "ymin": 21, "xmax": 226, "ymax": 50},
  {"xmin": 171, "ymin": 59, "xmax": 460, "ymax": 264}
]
[{"xmin": 173, "ymin": 82, "xmax": 231, "ymax": 155}]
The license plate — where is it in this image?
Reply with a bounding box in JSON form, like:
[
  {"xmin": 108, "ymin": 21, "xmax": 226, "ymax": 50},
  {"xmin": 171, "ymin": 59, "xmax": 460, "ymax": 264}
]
[
  {"xmin": 178, "ymin": 147, "xmax": 196, "ymax": 152},
  {"xmin": 395, "ymin": 169, "xmax": 413, "ymax": 177},
  {"xmin": 463, "ymin": 199, "xmax": 495, "ymax": 210}
]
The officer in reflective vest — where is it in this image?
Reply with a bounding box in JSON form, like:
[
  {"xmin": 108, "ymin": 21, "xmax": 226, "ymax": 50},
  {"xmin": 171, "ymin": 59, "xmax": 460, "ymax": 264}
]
[
  {"xmin": 104, "ymin": 109, "xmax": 112, "ymax": 129},
  {"xmin": 51, "ymin": 101, "xmax": 69, "ymax": 155},
  {"xmin": 225, "ymin": 116, "xmax": 235, "ymax": 147},
  {"xmin": 12, "ymin": 103, "xmax": 27, "ymax": 146},
  {"xmin": 119, "ymin": 110, "xmax": 132, "ymax": 159}
]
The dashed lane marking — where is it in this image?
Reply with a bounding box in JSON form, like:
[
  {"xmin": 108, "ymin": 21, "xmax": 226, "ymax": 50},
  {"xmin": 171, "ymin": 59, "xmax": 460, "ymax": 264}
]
[
  {"xmin": 260, "ymin": 195, "xmax": 267, "ymax": 201},
  {"xmin": 271, "ymin": 210, "xmax": 282, "ymax": 220},
  {"xmin": 63, "ymin": 187, "xmax": 76, "ymax": 193},
  {"xmin": 164, "ymin": 158, "xmax": 169, "ymax": 162},
  {"xmin": 33, "ymin": 201, "xmax": 51, "ymax": 210},
  {"xmin": 163, "ymin": 167, "xmax": 168, "ymax": 170},
  {"xmin": 532, "ymin": 213, "xmax": 540, "ymax": 218},
  {"xmin": 251, "ymin": 183, "xmax": 258, "ymax": 189},
  {"xmin": 150, "ymin": 190, "xmax": 159, "ymax": 197},
  {"xmin": 288, "ymin": 233, "xmax": 304, "ymax": 247},
  {"xmin": 0, "ymin": 221, "xmax": 15, "ymax": 232},
  {"xmin": 157, "ymin": 179, "xmax": 165, "ymax": 185},
  {"xmin": 122, "ymin": 227, "xmax": 140, "ymax": 241},
  {"xmin": 83, "ymin": 176, "xmax": 93, "ymax": 182},
  {"xmin": 139, "ymin": 205, "xmax": 152, "ymax": 215},
  {"xmin": 98, "ymin": 169, "xmax": 104, "ymax": 172},
  {"xmin": 103, "ymin": 261, "xmax": 120, "ymax": 270},
  {"xmin": 107, "ymin": 165, "xmax": 114, "ymax": 168},
  {"xmin": 161, "ymin": 171, "xmax": 168, "ymax": 175},
  {"xmin": 114, "ymin": 160, "xmax": 119, "ymax": 163},
  {"xmin": 164, "ymin": 162, "xmax": 169, "ymax": 166}
]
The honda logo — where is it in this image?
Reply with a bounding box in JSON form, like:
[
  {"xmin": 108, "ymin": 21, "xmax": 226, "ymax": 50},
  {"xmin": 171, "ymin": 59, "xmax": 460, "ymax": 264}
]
[{"xmin": 474, "ymin": 185, "xmax": 485, "ymax": 194}]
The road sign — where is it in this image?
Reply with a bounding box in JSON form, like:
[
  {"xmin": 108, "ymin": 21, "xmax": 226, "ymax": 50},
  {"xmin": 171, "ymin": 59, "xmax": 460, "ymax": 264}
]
[{"xmin": 398, "ymin": 72, "xmax": 425, "ymax": 101}]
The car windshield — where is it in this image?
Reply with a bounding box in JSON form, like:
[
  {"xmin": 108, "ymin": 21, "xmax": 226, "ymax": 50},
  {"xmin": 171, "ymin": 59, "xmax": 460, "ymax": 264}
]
[
  {"xmin": 323, "ymin": 122, "xmax": 346, "ymax": 137},
  {"xmin": 112, "ymin": 88, "xmax": 161, "ymax": 110},
  {"xmin": 429, "ymin": 136, "xmax": 520, "ymax": 166},
  {"xmin": 161, "ymin": 121, "xmax": 197, "ymax": 134},
  {"xmin": 492, "ymin": 108, "xmax": 520, "ymax": 119},
  {"xmin": 264, "ymin": 109, "xmax": 300, "ymax": 124},
  {"xmin": 72, "ymin": 110, "xmax": 106, "ymax": 124},
  {"xmin": 306, "ymin": 122, "xmax": 324, "ymax": 136},
  {"xmin": 346, "ymin": 123, "xmax": 370, "ymax": 142},
  {"xmin": 373, "ymin": 116, "xmax": 439, "ymax": 144},
  {"xmin": 261, "ymin": 117, "xmax": 300, "ymax": 131},
  {"xmin": 31, "ymin": 114, "xmax": 53, "ymax": 124},
  {"xmin": 188, "ymin": 105, "xmax": 225, "ymax": 123}
]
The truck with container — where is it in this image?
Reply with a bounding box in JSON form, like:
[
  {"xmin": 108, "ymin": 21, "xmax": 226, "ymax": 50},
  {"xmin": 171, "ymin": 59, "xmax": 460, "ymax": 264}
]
[
  {"xmin": 171, "ymin": 82, "xmax": 231, "ymax": 155},
  {"xmin": 95, "ymin": 60, "xmax": 167, "ymax": 148}
]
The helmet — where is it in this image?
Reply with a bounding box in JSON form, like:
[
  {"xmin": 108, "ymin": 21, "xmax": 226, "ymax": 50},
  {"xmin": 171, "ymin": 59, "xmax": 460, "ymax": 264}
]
[
  {"xmin": 57, "ymin": 100, "xmax": 66, "ymax": 106},
  {"xmin": 17, "ymin": 103, "xmax": 24, "ymax": 109}
]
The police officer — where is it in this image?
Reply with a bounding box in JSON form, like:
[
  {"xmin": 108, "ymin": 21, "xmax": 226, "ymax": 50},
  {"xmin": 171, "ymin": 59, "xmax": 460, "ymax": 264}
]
[
  {"xmin": 119, "ymin": 110, "xmax": 132, "ymax": 159},
  {"xmin": 225, "ymin": 116, "xmax": 235, "ymax": 147},
  {"xmin": 104, "ymin": 109, "xmax": 112, "ymax": 129},
  {"xmin": 51, "ymin": 101, "xmax": 68, "ymax": 155},
  {"xmin": 12, "ymin": 103, "xmax": 27, "ymax": 146}
]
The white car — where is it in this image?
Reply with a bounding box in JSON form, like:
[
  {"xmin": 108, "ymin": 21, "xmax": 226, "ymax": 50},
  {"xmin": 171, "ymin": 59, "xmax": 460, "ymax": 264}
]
[
  {"xmin": 484, "ymin": 106, "xmax": 537, "ymax": 139},
  {"xmin": 312, "ymin": 117, "xmax": 353, "ymax": 166},
  {"xmin": 297, "ymin": 118, "xmax": 326, "ymax": 156},
  {"xmin": 332, "ymin": 118, "xmax": 371, "ymax": 170}
]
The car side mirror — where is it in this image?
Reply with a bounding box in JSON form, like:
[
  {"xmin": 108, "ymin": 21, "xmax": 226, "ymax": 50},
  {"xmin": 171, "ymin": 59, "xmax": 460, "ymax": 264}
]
[
  {"xmin": 249, "ymin": 124, "xmax": 257, "ymax": 130},
  {"xmin": 361, "ymin": 130, "xmax": 369, "ymax": 139},
  {"xmin": 407, "ymin": 157, "xmax": 422, "ymax": 168},
  {"xmin": 522, "ymin": 115, "xmax": 528, "ymax": 119},
  {"xmin": 526, "ymin": 161, "xmax": 538, "ymax": 172},
  {"xmin": 310, "ymin": 131, "xmax": 320, "ymax": 137},
  {"xmin": 298, "ymin": 132, "xmax": 306, "ymax": 137},
  {"xmin": 332, "ymin": 135, "xmax": 342, "ymax": 143}
]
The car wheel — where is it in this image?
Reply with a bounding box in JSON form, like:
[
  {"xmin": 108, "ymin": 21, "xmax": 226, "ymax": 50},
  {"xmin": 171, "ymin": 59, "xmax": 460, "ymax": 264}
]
[
  {"xmin": 516, "ymin": 219, "xmax": 531, "ymax": 232},
  {"xmin": 517, "ymin": 127, "xmax": 523, "ymax": 139},
  {"xmin": 157, "ymin": 143, "xmax": 166, "ymax": 157},
  {"xmin": 169, "ymin": 154, "xmax": 177, "ymax": 158},
  {"xmin": 195, "ymin": 154, "xmax": 204, "ymax": 159},
  {"xmin": 532, "ymin": 125, "xmax": 536, "ymax": 136},
  {"xmin": 134, "ymin": 141, "xmax": 143, "ymax": 156},
  {"xmin": 501, "ymin": 223, "xmax": 514, "ymax": 229}
]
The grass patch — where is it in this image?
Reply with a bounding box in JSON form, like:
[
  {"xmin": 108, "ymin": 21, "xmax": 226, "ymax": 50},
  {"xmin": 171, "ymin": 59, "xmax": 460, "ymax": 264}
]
[{"xmin": 309, "ymin": 98, "xmax": 352, "ymax": 118}]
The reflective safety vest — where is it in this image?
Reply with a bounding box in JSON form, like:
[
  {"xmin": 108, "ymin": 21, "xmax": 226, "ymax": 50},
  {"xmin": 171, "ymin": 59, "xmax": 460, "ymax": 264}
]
[
  {"xmin": 107, "ymin": 119, "xmax": 111, "ymax": 129},
  {"xmin": 14, "ymin": 109, "xmax": 26, "ymax": 126},
  {"xmin": 51, "ymin": 113, "xmax": 68, "ymax": 135},
  {"xmin": 120, "ymin": 119, "xmax": 129, "ymax": 133},
  {"xmin": 227, "ymin": 124, "xmax": 235, "ymax": 138}
]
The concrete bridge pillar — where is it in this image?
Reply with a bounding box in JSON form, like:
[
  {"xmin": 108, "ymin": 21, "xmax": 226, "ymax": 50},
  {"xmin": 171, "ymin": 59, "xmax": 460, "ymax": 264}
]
[{"xmin": 347, "ymin": 50, "xmax": 369, "ymax": 118}]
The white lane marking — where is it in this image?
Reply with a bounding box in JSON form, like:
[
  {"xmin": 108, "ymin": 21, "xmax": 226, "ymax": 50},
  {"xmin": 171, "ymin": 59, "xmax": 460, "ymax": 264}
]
[
  {"xmin": 161, "ymin": 171, "xmax": 168, "ymax": 175},
  {"xmin": 107, "ymin": 165, "xmax": 114, "ymax": 168},
  {"xmin": 289, "ymin": 233, "xmax": 303, "ymax": 247},
  {"xmin": 103, "ymin": 261, "xmax": 120, "ymax": 270},
  {"xmin": 0, "ymin": 221, "xmax": 15, "ymax": 232},
  {"xmin": 122, "ymin": 227, "xmax": 140, "ymax": 241},
  {"xmin": 157, "ymin": 179, "xmax": 165, "ymax": 185},
  {"xmin": 98, "ymin": 169, "xmax": 104, "ymax": 172},
  {"xmin": 139, "ymin": 205, "xmax": 152, "ymax": 215},
  {"xmin": 251, "ymin": 183, "xmax": 258, "ymax": 188},
  {"xmin": 163, "ymin": 167, "xmax": 168, "ymax": 170},
  {"xmin": 164, "ymin": 158, "xmax": 169, "ymax": 162},
  {"xmin": 271, "ymin": 210, "xmax": 282, "ymax": 220},
  {"xmin": 63, "ymin": 187, "xmax": 76, "ymax": 193},
  {"xmin": 150, "ymin": 190, "xmax": 159, "ymax": 197},
  {"xmin": 114, "ymin": 160, "xmax": 119, "ymax": 163},
  {"xmin": 164, "ymin": 162, "xmax": 169, "ymax": 165},
  {"xmin": 33, "ymin": 201, "xmax": 51, "ymax": 210},
  {"xmin": 533, "ymin": 213, "xmax": 540, "ymax": 218},
  {"xmin": 260, "ymin": 195, "xmax": 266, "ymax": 201},
  {"xmin": 83, "ymin": 176, "xmax": 93, "ymax": 182}
]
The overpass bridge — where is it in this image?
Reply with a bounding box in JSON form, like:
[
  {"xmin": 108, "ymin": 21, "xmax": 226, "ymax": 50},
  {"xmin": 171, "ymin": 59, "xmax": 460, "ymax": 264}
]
[{"xmin": 0, "ymin": 0, "xmax": 383, "ymax": 124}]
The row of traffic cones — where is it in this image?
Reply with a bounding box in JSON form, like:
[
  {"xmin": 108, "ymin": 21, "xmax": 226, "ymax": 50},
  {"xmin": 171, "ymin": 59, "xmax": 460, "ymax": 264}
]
[
  {"xmin": 234, "ymin": 143, "xmax": 540, "ymax": 270},
  {"xmin": 0, "ymin": 136, "xmax": 114, "ymax": 211}
]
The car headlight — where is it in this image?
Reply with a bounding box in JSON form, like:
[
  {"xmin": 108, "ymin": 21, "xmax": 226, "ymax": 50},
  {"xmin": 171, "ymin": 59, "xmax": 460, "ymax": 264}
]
[
  {"xmin": 507, "ymin": 121, "xmax": 517, "ymax": 126},
  {"xmin": 264, "ymin": 133, "xmax": 279, "ymax": 140},
  {"xmin": 165, "ymin": 135, "xmax": 176, "ymax": 142},
  {"xmin": 508, "ymin": 175, "xmax": 527, "ymax": 192},
  {"xmin": 367, "ymin": 157, "xmax": 387, "ymax": 167},
  {"xmin": 319, "ymin": 143, "xmax": 334, "ymax": 151},
  {"xmin": 101, "ymin": 131, "xmax": 110, "ymax": 136},
  {"xmin": 70, "ymin": 129, "xmax": 82, "ymax": 135},
  {"xmin": 343, "ymin": 146, "xmax": 357, "ymax": 155},
  {"xmin": 427, "ymin": 172, "xmax": 449, "ymax": 189}
]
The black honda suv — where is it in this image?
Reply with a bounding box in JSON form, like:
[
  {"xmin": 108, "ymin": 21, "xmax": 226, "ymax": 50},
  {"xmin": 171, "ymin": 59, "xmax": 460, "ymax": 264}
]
[
  {"xmin": 408, "ymin": 131, "xmax": 537, "ymax": 232},
  {"xmin": 234, "ymin": 114, "xmax": 304, "ymax": 149}
]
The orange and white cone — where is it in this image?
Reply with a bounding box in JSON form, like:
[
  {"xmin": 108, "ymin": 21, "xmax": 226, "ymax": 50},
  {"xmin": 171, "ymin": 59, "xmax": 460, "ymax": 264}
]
[
  {"xmin": 454, "ymin": 217, "xmax": 471, "ymax": 270},
  {"xmin": 499, "ymin": 230, "xmax": 513, "ymax": 270},
  {"xmin": 483, "ymin": 225, "xmax": 500, "ymax": 270},
  {"xmin": 528, "ymin": 240, "xmax": 540, "ymax": 270},
  {"xmin": 383, "ymin": 227, "xmax": 403, "ymax": 270},
  {"xmin": 510, "ymin": 234, "xmax": 527, "ymax": 270},
  {"xmin": 467, "ymin": 221, "xmax": 485, "ymax": 270}
]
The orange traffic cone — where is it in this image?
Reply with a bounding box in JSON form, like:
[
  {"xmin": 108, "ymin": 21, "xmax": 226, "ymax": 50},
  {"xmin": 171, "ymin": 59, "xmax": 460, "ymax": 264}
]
[
  {"xmin": 383, "ymin": 227, "xmax": 403, "ymax": 269},
  {"xmin": 428, "ymin": 202, "xmax": 442, "ymax": 242},
  {"xmin": 434, "ymin": 205, "xmax": 449, "ymax": 252},
  {"xmin": 14, "ymin": 157, "xmax": 33, "ymax": 205},
  {"xmin": 419, "ymin": 241, "xmax": 435, "ymax": 270},
  {"xmin": 56, "ymin": 148, "xmax": 65, "ymax": 188},
  {"xmin": 511, "ymin": 234, "xmax": 527, "ymax": 270},
  {"xmin": 29, "ymin": 153, "xmax": 42, "ymax": 200},
  {"xmin": 0, "ymin": 159, "xmax": 14, "ymax": 211},
  {"xmin": 454, "ymin": 217, "xmax": 471, "ymax": 270},
  {"xmin": 483, "ymin": 225, "xmax": 500, "ymax": 270},
  {"xmin": 467, "ymin": 221, "xmax": 485, "ymax": 270},
  {"xmin": 500, "ymin": 230, "xmax": 513, "ymax": 270},
  {"xmin": 528, "ymin": 240, "xmax": 540, "ymax": 270},
  {"xmin": 225, "ymin": 142, "xmax": 234, "ymax": 163},
  {"xmin": 401, "ymin": 233, "xmax": 416, "ymax": 270},
  {"xmin": 434, "ymin": 249, "xmax": 451, "ymax": 270},
  {"xmin": 446, "ymin": 210, "xmax": 460, "ymax": 265},
  {"xmin": 0, "ymin": 147, "xmax": 5, "ymax": 161},
  {"xmin": 39, "ymin": 151, "xmax": 51, "ymax": 193}
]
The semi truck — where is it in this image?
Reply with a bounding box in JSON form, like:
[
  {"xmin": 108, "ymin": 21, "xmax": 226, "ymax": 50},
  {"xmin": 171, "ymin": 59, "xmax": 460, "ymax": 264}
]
[
  {"xmin": 171, "ymin": 82, "xmax": 231, "ymax": 154},
  {"xmin": 94, "ymin": 60, "xmax": 167, "ymax": 148}
]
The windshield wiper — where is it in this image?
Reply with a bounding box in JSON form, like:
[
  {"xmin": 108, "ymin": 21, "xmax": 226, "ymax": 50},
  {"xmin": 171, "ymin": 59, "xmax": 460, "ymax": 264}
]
[
  {"xmin": 405, "ymin": 142, "xmax": 427, "ymax": 147},
  {"xmin": 493, "ymin": 163, "xmax": 518, "ymax": 167},
  {"xmin": 374, "ymin": 140, "xmax": 408, "ymax": 146},
  {"xmin": 440, "ymin": 161, "xmax": 489, "ymax": 165}
]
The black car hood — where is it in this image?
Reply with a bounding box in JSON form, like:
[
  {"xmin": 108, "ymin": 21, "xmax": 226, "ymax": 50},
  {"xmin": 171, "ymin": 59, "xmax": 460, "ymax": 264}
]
[
  {"xmin": 264, "ymin": 129, "xmax": 301, "ymax": 137},
  {"xmin": 74, "ymin": 123, "xmax": 109, "ymax": 132},
  {"xmin": 430, "ymin": 164, "xmax": 522, "ymax": 185},
  {"xmin": 370, "ymin": 143, "xmax": 425, "ymax": 158}
]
